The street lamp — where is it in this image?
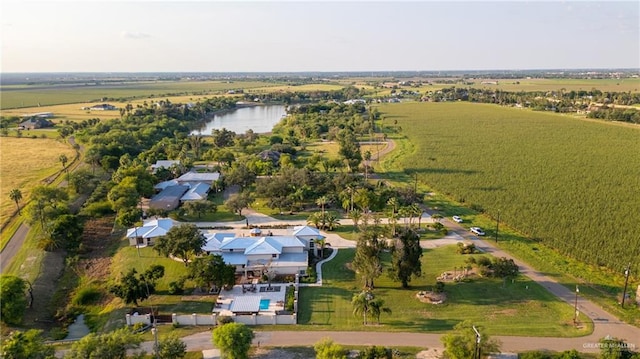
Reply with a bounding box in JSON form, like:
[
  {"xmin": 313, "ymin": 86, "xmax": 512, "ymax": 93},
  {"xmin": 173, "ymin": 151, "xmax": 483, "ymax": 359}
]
[
  {"xmin": 573, "ymin": 285, "xmax": 579, "ymax": 325},
  {"xmin": 472, "ymin": 325, "xmax": 481, "ymax": 359},
  {"xmin": 621, "ymin": 263, "xmax": 631, "ymax": 308}
]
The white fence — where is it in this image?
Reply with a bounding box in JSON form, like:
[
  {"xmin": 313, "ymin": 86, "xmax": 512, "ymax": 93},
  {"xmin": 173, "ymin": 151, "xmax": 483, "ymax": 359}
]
[
  {"xmin": 126, "ymin": 279, "xmax": 300, "ymax": 327},
  {"xmin": 125, "ymin": 312, "xmax": 296, "ymax": 327}
]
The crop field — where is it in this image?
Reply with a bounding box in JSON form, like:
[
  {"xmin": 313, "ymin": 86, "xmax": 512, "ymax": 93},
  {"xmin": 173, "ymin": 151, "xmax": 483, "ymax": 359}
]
[
  {"xmin": 298, "ymin": 246, "xmax": 590, "ymax": 336},
  {"xmin": 374, "ymin": 102, "xmax": 640, "ymax": 275},
  {"xmin": 466, "ymin": 78, "xmax": 640, "ymax": 93},
  {"xmin": 245, "ymin": 83, "xmax": 345, "ymax": 93},
  {"xmin": 0, "ymin": 80, "xmax": 280, "ymax": 109},
  {"xmin": 0, "ymin": 137, "xmax": 76, "ymax": 225}
]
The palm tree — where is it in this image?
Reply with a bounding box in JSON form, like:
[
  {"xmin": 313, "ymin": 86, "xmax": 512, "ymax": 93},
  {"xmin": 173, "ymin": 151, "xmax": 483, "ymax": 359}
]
[
  {"xmin": 316, "ymin": 196, "xmax": 328, "ymax": 217},
  {"xmin": 348, "ymin": 208, "xmax": 362, "ymax": 230},
  {"xmin": 352, "ymin": 290, "xmax": 374, "ymax": 325},
  {"xmin": 369, "ymin": 298, "xmax": 392, "ymax": 324},
  {"xmin": 307, "ymin": 213, "xmax": 321, "ymax": 229},
  {"xmin": 59, "ymin": 154, "xmax": 68, "ymax": 170},
  {"xmin": 363, "ymin": 150, "xmax": 372, "ymax": 180},
  {"xmin": 59, "ymin": 154, "xmax": 69, "ymax": 182},
  {"xmin": 410, "ymin": 203, "xmax": 422, "ymax": 228},
  {"xmin": 9, "ymin": 188, "xmax": 22, "ymax": 214},
  {"xmin": 324, "ymin": 213, "xmax": 340, "ymax": 231}
]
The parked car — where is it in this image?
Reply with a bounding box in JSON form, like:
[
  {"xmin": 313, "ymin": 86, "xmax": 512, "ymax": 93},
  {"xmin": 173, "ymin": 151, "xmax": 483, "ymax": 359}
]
[
  {"xmin": 452, "ymin": 215, "xmax": 463, "ymax": 223},
  {"xmin": 470, "ymin": 227, "xmax": 485, "ymax": 236}
]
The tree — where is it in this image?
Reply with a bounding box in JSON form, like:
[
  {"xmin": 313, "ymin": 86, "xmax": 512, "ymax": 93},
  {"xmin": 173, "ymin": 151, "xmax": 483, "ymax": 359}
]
[
  {"xmin": 69, "ymin": 169, "xmax": 96, "ymax": 194},
  {"xmin": 65, "ymin": 327, "xmax": 143, "ymax": 359},
  {"xmin": 187, "ymin": 255, "xmax": 236, "ymax": 291},
  {"xmin": 183, "ymin": 200, "xmax": 216, "ymax": 219},
  {"xmin": 388, "ymin": 228, "xmax": 422, "ymax": 288},
  {"xmin": 0, "ymin": 275, "xmax": 28, "ymax": 325},
  {"xmin": 314, "ymin": 337, "xmax": 347, "ymax": 359},
  {"xmin": 212, "ymin": 323, "xmax": 254, "ymax": 359},
  {"xmin": 154, "ymin": 224, "xmax": 205, "ymax": 266},
  {"xmin": 9, "ymin": 188, "xmax": 22, "ymax": 214},
  {"xmin": 316, "ymin": 196, "xmax": 328, "ymax": 216},
  {"xmin": 59, "ymin": 153, "xmax": 69, "ymax": 182},
  {"xmin": 348, "ymin": 208, "xmax": 362, "ymax": 229},
  {"xmin": 491, "ymin": 257, "xmax": 519, "ymax": 279},
  {"xmin": 109, "ymin": 265, "xmax": 164, "ymax": 306},
  {"xmin": 1, "ymin": 329, "xmax": 55, "ymax": 359},
  {"xmin": 316, "ymin": 238, "xmax": 327, "ymax": 258},
  {"xmin": 45, "ymin": 214, "xmax": 84, "ymax": 252},
  {"xmin": 441, "ymin": 321, "xmax": 501, "ymax": 359},
  {"xmin": 363, "ymin": 150, "xmax": 372, "ymax": 180},
  {"xmin": 352, "ymin": 290, "xmax": 375, "ymax": 325},
  {"xmin": 224, "ymin": 192, "xmax": 253, "ymax": 216},
  {"xmin": 352, "ymin": 229, "xmax": 383, "ymax": 289},
  {"xmin": 157, "ymin": 335, "xmax": 187, "ymax": 359},
  {"xmin": 368, "ymin": 297, "xmax": 392, "ymax": 325}
]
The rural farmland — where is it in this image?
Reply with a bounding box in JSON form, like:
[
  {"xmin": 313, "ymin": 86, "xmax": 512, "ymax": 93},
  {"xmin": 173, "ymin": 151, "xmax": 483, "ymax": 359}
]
[{"xmin": 376, "ymin": 101, "xmax": 640, "ymax": 276}]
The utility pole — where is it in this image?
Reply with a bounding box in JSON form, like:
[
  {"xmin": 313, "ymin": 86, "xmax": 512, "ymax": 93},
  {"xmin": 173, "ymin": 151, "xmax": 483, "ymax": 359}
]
[
  {"xmin": 573, "ymin": 285, "xmax": 579, "ymax": 325},
  {"xmin": 621, "ymin": 263, "xmax": 631, "ymax": 308},
  {"xmin": 472, "ymin": 325, "xmax": 481, "ymax": 359},
  {"xmin": 494, "ymin": 210, "xmax": 500, "ymax": 243}
]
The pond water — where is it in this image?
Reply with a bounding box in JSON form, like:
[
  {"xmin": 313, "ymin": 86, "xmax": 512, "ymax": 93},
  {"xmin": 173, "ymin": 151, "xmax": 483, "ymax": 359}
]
[
  {"xmin": 191, "ymin": 105, "xmax": 287, "ymax": 135},
  {"xmin": 65, "ymin": 314, "xmax": 90, "ymax": 340}
]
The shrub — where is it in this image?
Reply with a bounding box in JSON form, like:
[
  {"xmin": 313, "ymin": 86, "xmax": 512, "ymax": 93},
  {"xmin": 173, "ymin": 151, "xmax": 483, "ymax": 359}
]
[
  {"xmin": 168, "ymin": 279, "xmax": 185, "ymax": 295},
  {"xmin": 519, "ymin": 351, "xmax": 553, "ymax": 359},
  {"xmin": 285, "ymin": 285, "xmax": 295, "ymax": 311},
  {"xmin": 359, "ymin": 346, "xmax": 391, "ymax": 359},
  {"xmin": 476, "ymin": 256, "xmax": 492, "ymax": 267},
  {"xmin": 72, "ymin": 286, "xmax": 102, "ymax": 305},
  {"xmin": 49, "ymin": 327, "xmax": 69, "ymax": 340},
  {"xmin": 217, "ymin": 315, "xmax": 233, "ymax": 325},
  {"xmin": 435, "ymin": 281, "xmax": 445, "ymax": 293},
  {"xmin": 80, "ymin": 201, "xmax": 114, "ymax": 217}
]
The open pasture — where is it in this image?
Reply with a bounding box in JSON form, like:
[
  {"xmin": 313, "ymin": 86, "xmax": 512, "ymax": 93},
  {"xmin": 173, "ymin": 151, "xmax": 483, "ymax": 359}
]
[
  {"xmin": 0, "ymin": 137, "xmax": 76, "ymax": 225},
  {"xmin": 0, "ymin": 80, "xmax": 280, "ymax": 109},
  {"xmin": 375, "ymin": 101, "xmax": 640, "ymax": 275},
  {"xmin": 298, "ymin": 246, "xmax": 590, "ymax": 336}
]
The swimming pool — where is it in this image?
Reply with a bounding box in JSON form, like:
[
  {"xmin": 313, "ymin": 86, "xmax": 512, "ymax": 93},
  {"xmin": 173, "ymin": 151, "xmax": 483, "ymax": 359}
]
[{"xmin": 259, "ymin": 299, "xmax": 270, "ymax": 311}]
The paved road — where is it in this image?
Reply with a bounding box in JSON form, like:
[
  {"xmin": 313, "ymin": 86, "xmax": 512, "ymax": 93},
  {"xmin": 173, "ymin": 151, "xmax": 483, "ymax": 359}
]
[
  {"xmin": 139, "ymin": 329, "xmax": 629, "ymax": 354},
  {"xmin": 0, "ymin": 223, "xmax": 29, "ymax": 273}
]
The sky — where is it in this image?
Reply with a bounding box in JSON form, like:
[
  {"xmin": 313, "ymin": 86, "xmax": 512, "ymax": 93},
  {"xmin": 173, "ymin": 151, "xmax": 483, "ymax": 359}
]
[{"xmin": 1, "ymin": 1, "xmax": 638, "ymax": 73}]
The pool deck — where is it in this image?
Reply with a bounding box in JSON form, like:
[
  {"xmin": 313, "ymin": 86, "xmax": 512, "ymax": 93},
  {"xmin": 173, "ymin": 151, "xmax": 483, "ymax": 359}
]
[{"xmin": 213, "ymin": 283, "xmax": 289, "ymax": 316}]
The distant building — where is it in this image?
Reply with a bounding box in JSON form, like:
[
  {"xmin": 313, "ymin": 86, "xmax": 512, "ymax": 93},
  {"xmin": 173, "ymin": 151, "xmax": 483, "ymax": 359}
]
[
  {"xmin": 18, "ymin": 118, "xmax": 53, "ymax": 130},
  {"xmin": 90, "ymin": 104, "xmax": 116, "ymax": 111},
  {"xmin": 150, "ymin": 160, "xmax": 181, "ymax": 173},
  {"xmin": 21, "ymin": 112, "xmax": 53, "ymax": 119}
]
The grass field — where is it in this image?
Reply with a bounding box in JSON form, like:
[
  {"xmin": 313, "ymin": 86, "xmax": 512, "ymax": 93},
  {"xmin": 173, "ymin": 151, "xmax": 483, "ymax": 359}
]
[
  {"xmin": 297, "ymin": 245, "xmax": 591, "ymax": 336},
  {"xmin": 372, "ymin": 101, "xmax": 640, "ymax": 325},
  {"xmin": 0, "ymin": 137, "xmax": 76, "ymax": 225},
  {"xmin": 0, "ymin": 80, "xmax": 281, "ymax": 109}
]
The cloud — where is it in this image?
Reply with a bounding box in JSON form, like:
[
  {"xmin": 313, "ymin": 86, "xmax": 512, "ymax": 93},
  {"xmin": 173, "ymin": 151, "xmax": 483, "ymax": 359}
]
[{"xmin": 121, "ymin": 31, "xmax": 151, "ymax": 39}]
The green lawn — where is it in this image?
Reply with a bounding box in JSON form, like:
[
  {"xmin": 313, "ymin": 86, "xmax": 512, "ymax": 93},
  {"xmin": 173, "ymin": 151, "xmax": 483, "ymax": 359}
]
[{"xmin": 296, "ymin": 246, "xmax": 593, "ymax": 337}]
